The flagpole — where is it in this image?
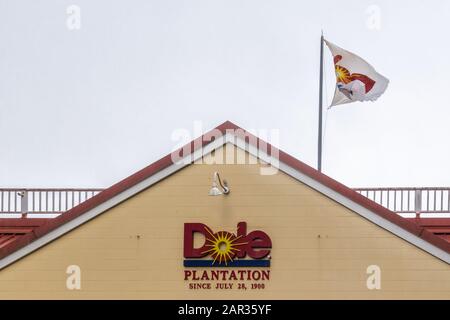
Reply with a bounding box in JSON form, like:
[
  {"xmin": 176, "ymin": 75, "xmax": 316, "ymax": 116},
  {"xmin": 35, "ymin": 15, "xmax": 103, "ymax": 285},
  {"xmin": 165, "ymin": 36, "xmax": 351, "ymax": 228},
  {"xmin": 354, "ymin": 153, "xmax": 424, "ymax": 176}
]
[{"xmin": 318, "ymin": 31, "xmax": 324, "ymax": 172}]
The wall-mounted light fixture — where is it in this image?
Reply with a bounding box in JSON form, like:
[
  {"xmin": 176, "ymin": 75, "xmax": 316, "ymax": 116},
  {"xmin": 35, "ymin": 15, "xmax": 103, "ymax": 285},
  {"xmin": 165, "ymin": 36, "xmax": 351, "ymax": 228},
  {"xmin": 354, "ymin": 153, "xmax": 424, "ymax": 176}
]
[{"xmin": 209, "ymin": 171, "xmax": 230, "ymax": 196}]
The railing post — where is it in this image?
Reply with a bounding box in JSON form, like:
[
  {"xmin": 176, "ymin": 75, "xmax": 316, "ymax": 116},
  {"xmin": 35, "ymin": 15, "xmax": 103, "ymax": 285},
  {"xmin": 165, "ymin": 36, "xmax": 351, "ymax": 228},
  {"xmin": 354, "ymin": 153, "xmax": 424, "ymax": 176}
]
[
  {"xmin": 414, "ymin": 189, "xmax": 422, "ymax": 218},
  {"xmin": 20, "ymin": 189, "xmax": 28, "ymax": 218}
]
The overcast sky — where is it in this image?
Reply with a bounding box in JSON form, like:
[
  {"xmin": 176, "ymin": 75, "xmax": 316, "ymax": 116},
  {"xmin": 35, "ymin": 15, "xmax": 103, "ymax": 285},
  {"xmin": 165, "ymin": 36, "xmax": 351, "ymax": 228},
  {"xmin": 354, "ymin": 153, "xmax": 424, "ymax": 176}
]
[{"xmin": 1, "ymin": 0, "xmax": 449, "ymax": 188}]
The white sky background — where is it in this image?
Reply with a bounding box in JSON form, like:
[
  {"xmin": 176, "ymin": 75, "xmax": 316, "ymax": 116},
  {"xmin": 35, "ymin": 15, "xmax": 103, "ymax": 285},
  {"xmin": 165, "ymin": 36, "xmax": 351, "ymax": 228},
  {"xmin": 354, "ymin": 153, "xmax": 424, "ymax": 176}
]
[{"xmin": 0, "ymin": 0, "xmax": 449, "ymax": 188}]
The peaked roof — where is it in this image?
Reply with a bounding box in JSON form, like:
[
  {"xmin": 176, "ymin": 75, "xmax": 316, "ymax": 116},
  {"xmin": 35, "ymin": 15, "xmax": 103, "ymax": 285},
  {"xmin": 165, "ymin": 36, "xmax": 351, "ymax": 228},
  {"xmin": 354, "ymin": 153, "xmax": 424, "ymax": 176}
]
[{"xmin": 0, "ymin": 120, "xmax": 449, "ymax": 268}]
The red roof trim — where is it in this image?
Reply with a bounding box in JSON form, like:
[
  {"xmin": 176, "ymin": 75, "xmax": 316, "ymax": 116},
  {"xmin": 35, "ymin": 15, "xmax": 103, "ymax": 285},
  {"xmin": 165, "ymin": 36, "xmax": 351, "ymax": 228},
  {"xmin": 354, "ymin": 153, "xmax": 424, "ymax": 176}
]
[
  {"xmin": 407, "ymin": 218, "xmax": 450, "ymax": 244},
  {"xmin": 0, "ymin": 219, "xmax": 47, "ymax": 251},
  {"xmin": 409, "ymin": 218, "xmax": 450, "ymax": 228},
  {"xmin": 0, "ymin": 219, "xmax": 48, "ymax": 228},
  {"xmin": 0, "ymin": 120, "xmax": 448, "ymax": 261}
]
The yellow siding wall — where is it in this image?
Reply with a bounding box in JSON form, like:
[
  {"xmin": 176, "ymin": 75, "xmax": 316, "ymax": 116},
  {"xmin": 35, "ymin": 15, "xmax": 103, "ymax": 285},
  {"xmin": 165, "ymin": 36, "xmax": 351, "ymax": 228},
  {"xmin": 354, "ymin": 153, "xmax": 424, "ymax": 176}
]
[{"xmin": 0, "ymin": 145, "xmax": 449, "ymax": 299}]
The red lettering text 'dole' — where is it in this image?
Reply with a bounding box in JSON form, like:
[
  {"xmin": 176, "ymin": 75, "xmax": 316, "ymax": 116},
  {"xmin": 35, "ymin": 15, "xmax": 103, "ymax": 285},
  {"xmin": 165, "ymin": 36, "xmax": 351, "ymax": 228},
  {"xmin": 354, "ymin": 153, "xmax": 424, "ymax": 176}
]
[{"xmin": 183, "ymin": 222, "xmax": 272, "ymax": 267}]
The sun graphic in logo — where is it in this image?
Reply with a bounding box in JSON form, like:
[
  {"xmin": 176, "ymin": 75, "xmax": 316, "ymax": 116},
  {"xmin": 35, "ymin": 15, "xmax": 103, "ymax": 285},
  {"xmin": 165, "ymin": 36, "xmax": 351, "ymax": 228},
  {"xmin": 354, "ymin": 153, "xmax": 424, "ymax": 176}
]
[
  {"xmin": 335, "ymin": 65, "xmax": 351, "ymax": 84},
  {"xmin": 202, "ymin": 229, "xmax": 248, "ymax": 265}
]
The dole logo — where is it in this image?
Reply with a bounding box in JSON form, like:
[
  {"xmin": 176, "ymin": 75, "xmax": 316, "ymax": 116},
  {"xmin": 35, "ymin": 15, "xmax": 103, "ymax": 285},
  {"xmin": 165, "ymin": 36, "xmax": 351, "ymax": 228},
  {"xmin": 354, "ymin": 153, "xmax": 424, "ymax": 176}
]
[{"xmin": 183, "ymin": 222, "xmax": 272, "ymax": 267}]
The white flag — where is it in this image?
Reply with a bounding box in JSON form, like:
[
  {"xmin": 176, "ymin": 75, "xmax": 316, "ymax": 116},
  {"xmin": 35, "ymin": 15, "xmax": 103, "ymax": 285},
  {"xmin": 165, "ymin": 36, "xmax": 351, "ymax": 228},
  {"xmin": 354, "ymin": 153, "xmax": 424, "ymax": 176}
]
[{"xmin": 325, "ymin": 40, "xmax": 389, "ymax": 107}]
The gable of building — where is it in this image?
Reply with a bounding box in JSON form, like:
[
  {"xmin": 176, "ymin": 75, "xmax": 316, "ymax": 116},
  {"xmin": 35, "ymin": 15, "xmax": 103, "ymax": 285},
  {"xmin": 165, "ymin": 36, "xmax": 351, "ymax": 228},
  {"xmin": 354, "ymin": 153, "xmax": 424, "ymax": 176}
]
[{"xmin": 0, "ymin": 144, "xmax": 449, "ymax": 299}]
